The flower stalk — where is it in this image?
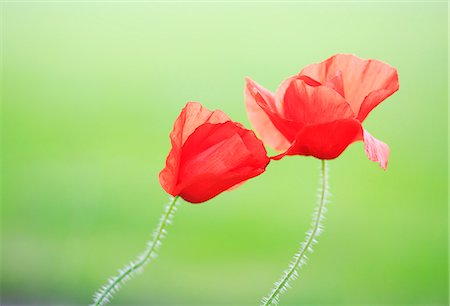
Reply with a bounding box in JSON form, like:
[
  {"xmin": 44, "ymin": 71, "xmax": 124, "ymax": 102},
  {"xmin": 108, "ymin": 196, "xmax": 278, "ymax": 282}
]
[
  {"xmin": 261, "ymin": 160, "xmax": 329, "ymax": 305},
  {"xmin": 92, "ymin": 196, "xmax": 180, "ymax": 306}
]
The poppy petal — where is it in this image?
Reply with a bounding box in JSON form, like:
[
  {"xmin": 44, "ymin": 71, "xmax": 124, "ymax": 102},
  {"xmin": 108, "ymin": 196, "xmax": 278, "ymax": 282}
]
[
  {"xmin": 245, "ymin": 77, "xmax": 291, "ymax": 151},
  {"xmin": 325, "ymin": 70, "xmax": 345, "ymax": 98},
  {"xmin": 159, "ymin": 143, "xmax": 181, "ymax": 196},
  {"xmin": 175, "ymin": 122, "xmax": 269, "ymax": 203},
  {"xmin": 357, "ymin": 79, "xmax": 399, "ymax": 122},
  {"xmin": 299, "ymin": 54, "xmax": 399, "ymax": 120},
  {"xmin": 159, "ymin": 102, "xmax": 231, "ymax": 195},
  {"xmin": 279, "ymin": 77, "xmax": 355, "ymax": 125},
  {"xmin": 179, "ymin": 122, "xmax": 269, "ymax": 178},
  {"xmin": 363, "ymin": 129, "xmax": 390, "ymax": 170},
  {"xmin": 272, "ymin": 119, "xmax": 363, "ymax": 160},
  {"xmin": 177, "ymin": 166, "xmax": 266, "ymax": 204},
  {"xmin": 172, "ymin": 101, "xmax": 230, "ymax": 147}
]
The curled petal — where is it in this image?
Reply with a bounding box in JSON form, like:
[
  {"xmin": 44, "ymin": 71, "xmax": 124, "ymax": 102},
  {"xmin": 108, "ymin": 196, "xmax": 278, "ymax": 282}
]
[
  {"xmin": 278, "ymin": 77, "xmax": 355, "ymax": 125},
  {"xmin": 273, "ymin": 75, "xmax": 319, "ymax": 114},
  {"xmin": 159, "ymin": 102, "xmax": 230, "ymax": 195},
  {"xmin": 171, "ymin": 101, "xmax": 230, "ymax": 147},
  {"xmin": 160, "ymin": 104, "xmax": 270, "ymax": 204},
  {"xmin": 175, "ymin": 122, "xmax": 269, "ymax": 203},
  {"xmin": 245, "ymin": 77, "xmax": 291, "ymax": 151},
  {"xmin": 325, "ymin": 70, "xmax": 345, "ymax": 98},
  {"xmin": 300, "ymin": 54, "xmax": 399, "ymax": 120},
  {"xmin": 363, "ymin": 129, "xmax": 390, "ymax": 170},
  {"xmin": 357, "ymin": 81, "xmax": 399, "ymax": 122},
  {"xmin": 272, "ymin": 119, "xmax": 363, "ymax": 160}
]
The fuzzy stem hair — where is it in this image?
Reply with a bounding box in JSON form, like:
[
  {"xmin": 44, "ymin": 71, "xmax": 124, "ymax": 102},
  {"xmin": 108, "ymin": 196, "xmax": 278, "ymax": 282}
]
[
  {"xmin": 92, "ymin": 196, "xmax": 180, "ymax": 306},
  {"xmin": 261, "ymin": 160, "xmax": 329, "ymax": 305}
]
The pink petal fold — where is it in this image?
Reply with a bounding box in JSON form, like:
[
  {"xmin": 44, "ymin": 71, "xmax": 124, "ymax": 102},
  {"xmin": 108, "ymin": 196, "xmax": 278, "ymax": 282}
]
[
  {"xmin": 363, "ymin": 129, "xmax": 390, "ymax": 170},
  {"xmin": 245, "ymin": 77, "xmax": 291, "ymax": 151}
]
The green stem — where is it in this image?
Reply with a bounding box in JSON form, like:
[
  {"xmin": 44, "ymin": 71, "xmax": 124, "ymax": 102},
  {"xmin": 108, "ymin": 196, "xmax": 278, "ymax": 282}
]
[
  {"xmin": 262, "ymin": 160, "xmax": 329, "ymax": 305},
  {"xmin": 92, "ymin": 196, "xmax": 180, "ymax": 306}
]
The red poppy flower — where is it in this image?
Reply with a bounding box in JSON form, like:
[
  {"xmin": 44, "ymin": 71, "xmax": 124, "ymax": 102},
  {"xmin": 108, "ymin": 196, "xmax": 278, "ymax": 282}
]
[
  {"xmin": 245, "ymin": 54, "xmax": 399, "ymax": 169},
  {"xmin": 159, "ymin": 102, "xmax": 270, "ymax": 203}
]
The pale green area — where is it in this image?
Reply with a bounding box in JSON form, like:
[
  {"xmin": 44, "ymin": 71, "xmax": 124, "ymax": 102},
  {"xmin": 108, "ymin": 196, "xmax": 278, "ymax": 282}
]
[{"xmin": 1, "ymin": 2, "xmax": 448, "ymax": 305}]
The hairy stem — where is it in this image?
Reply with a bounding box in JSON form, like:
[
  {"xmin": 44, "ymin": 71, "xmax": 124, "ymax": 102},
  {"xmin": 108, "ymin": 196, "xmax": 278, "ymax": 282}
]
[
  {"xmin": 92, "ymin": 196, "xmax": 180, "ymax": 306},
  {"xmin": 262, "ymin": 160, "xmax": 329, "ymax": 305}
]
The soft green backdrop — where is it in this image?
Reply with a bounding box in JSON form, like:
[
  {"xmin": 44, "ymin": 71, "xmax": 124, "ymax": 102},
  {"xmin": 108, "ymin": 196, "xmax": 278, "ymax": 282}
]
[{"xmin": 1, "ymin": 1, "xmax": 448, "ymax": 305}]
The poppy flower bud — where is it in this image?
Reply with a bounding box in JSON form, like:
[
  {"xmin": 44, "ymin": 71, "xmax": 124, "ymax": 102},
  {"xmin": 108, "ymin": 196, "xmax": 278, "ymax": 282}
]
[
  {"xmin": 245, "ymin": 54, "xmax": 399, "ymax": 169},
  {"xmin": 159, "ymin": 102, "xmax": 270, "ymax": 203}
]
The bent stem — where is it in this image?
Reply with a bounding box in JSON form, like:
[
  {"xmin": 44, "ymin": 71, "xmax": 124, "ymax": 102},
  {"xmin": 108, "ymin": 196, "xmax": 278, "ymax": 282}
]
[
  {"xmin": 92, "ymin": 196, "xmax": 180, "ymax": 306},
  {"xmin": 262, "ymin": 160, "xmax": 329, "ymax": 306}
]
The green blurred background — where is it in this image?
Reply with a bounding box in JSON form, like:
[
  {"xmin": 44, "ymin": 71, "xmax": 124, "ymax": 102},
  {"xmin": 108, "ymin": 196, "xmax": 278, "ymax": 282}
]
[{"xmin": 1, "ymin": 1, "xmax": 448, "ymax": 305}]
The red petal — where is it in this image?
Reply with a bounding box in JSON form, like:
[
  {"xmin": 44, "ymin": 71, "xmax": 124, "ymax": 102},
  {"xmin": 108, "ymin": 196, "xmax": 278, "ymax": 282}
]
[
  {"xmin": 171, "ymin": 102, "xmax": 230, "ymax": 147},
  {"xmin": 299, "ymin": 54, "xmax": 399, "ymax": 121},
  {"xmin": 177, "ymin": 167, "xmax": 266, "ymax": 204},
  {"xmin": 159, "ymin": 102, "xmax": 230, "ymax": 196},
  {"xmin": 325, "ymin": 70, "xmax": 345, "ymax": 98},
  {"xmin": 272, "ymin": 119, "xmax": 363, "ymax": 160},
  {"xmin": 245, "ymin": 77, "xmax": 291, "ymax": 151},
  {"xmin": 277, "ymin": 77, "xmax": 355, "ymax": 125},
  {"xmin": 175, "ymin": 122, "xmax": 270, "ymax": 203},
  {"xmin": 159, "ymin": 146, "xmax": 180, "ymax": 196},
  {"xmin": 363, "ymin": 129, "xmax": 390, "ymax": 170}
]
